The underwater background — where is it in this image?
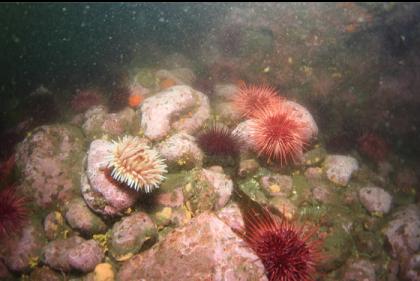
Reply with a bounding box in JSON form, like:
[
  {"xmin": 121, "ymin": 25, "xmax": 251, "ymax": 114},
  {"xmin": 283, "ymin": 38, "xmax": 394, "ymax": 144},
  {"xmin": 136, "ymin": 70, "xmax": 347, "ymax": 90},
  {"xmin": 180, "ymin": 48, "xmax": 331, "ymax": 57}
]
[{"xmin": 0, "ymin": 3, "xmax": 420, "ymax": 281}]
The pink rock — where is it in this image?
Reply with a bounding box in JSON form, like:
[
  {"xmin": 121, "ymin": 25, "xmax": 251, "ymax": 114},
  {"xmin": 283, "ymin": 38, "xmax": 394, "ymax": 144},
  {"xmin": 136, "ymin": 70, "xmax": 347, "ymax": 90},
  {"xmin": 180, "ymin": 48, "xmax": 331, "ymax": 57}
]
[
  {"xmin": 82, "ymin": 140, "xmax": 140, "ymax": 217},
  {"xmin": 117, "ymin": 212, "xmax": 267, "ymax": 281},
  {"xmin": 283, "ymin": 100, "xmax": 318, "ymax": 142},
  {"xmin": 201, "ymin": 168, "xmax": 233, "ymax": 209},
  {"xmin": 0, "ymin": 222, "xmax": 46, "ymax": 273},
  {"xmin": 68, "ymin": 240, "xmax": 104, "ymax": 273},
  {"xmin": 42, "ymin": 236, "xmax": 84, "ymax": 272},
  {"xmin": 140, "ymin": 85, "xmax": 210, "ymax": 141},
  {"xmin": 155, "ymin": 188, "xmax": 184, "ymax": 208},
  {"xmin": 15, "ymin": 124, "xmax": 85, "ymax": 208},
  {"xmin": 157, "ymin": 132, "xmax": 203, "ymax": 169}
]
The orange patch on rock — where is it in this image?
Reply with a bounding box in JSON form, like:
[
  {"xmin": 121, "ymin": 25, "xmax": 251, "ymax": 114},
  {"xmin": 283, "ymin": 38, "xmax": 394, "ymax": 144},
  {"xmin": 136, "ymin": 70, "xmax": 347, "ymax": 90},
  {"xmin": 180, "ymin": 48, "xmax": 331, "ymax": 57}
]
[{"xmin": 159, "ymin": 78, "xmax": 177, "ymax": 90}]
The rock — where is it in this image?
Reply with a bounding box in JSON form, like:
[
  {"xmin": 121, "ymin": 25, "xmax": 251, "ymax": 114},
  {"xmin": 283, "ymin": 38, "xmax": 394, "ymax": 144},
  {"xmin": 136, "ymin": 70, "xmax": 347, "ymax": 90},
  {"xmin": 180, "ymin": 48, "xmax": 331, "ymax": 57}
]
[
  {"xmin": 65, "ymin": 198, "xmax": 107, "ymax": 235},
  {"xmin": 201, "ymin": 168, "xmax": 233, "ymax": 210},
  {"xmin": 396, "ymin": 167, "xmax": 418, "ymax": 193},
  {"xmin": 312, "ymin": 183, "xmax": 333, "ymax": 204},
  {"xmin": 213, "ymin": 101, "xmax": 242, "ymax": 125},
  {"xmin": 216, "ymin": 203, "xmax": 245, "ymax": 231},
  {"xmin": 283, "ymin": 100, "xmax": 318, "ymax": 142},
  {"xmin": 157, "ymin": 132, "xmax": 203, "ymax": 170},
  {"xmin": 383, "ymin": 204, "xmax": 420, "ymax": 259},
  {"xmin": 324, "ymin": 155, "xmax": 359, "ymax": 186},
  {"xmin": 341, "ymin": 259, "xmax": 376, "ymax": 281},
  {"xmin": 140, "ymin": 85, "xmax": 210, "ymax": 141},
  {"xmin": 110, "ymin": 212, "xmax": 157, "ymax": 260},
  {"xmin": 184, "ymin": 168, "xmax": 233, "ymax": 214},
  {"xmin": 44, "ymin": 211, "xmax": 67, "ymax": 241},
  {"xmin": 15, "ymin": 124, "xmax": 85, "ymax": 208},
  {"xmin": 117, "ymin": 212, "xmax": 267, "ymax": 281},
  {"xmin": 260, "ymin": 174, "xmax": 293, "ymax": 197},
  {"xmin": 82, "ymin": 139, "xmax": 140, "ymax": 217},
  {"xmin": 270, "ymin": 197, "xmax": 297, "ymax": 220},
  {"xmin": 68, "ymin": 240, "xmax": 104, "ymax": 273},
  {"xmin": 29, "ymin": 266, "xmax": 63, "ymax": 281},
  {"xmin": 400, "ymin": 253, "xmax": 420, "ymax": 281},
  {"xmin": 302, "ymin": 146, "xmax": 326, "ymax": 166},
  {"xmin": 232, "ymin": 120, "xmax": 255, "ymax": 152},
  {"xmin": 238, "ymin": 159, "xmax": 260, "ymax": 178},
  {"xmin": 155, "ymin": 187, "xmax": 184, "ymax": 208},
  {"xmin": 82, "ymin": 106, "xmax": 137, "ymax": 140},
  {"xmin": 156, "ymin": 68, "xmax": 196, "ymax": 86},
  {"xmin": 304, "ymin": 167, "xmax": 323, "ymax": 181},
  {"xmin": 91, "ymin": 263, "xmax": 116, "ymax": 281},
  {"xmin": 358, "ymin": 186, "xmax": 393, "ymax": 214},
  {"xmin": 213, "ymin": 83, "xmax": 238, "ymax": 101},
  {"xmin": 42, "ymin": 236, "xmax": 85, "ymax": 272},
  {"xmin": 0, "ymin": 221, "xmax": 46, "ymax": 273}
]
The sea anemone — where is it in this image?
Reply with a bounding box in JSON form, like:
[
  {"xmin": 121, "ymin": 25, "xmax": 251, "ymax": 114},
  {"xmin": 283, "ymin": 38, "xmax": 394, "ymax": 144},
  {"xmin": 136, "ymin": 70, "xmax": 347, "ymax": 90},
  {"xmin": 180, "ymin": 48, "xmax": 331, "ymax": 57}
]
[
  {"xmin": 105, "ymin": 136, "xmax": 167, "ymax": 193},
  {"xmin": 233, "ymin": 83, "xmax": 283, "ymax": 118},
  {"xmin": 238, "ymin": 207, "xmax": 322, "ymax": 281},
  {"xmin": 128, "ymin": 92, "xmax": 144, "ymax": 109},
  {"xmin": 0, "ymin": 187, "xmax": 27, "ymax": 237},
  {"xmin": 250, "ymin": 105, "xmax": 307, "ymax": 166},
  {"xmin": 196, "ymin": 124, "xmax": 241, "ymax": 157}
]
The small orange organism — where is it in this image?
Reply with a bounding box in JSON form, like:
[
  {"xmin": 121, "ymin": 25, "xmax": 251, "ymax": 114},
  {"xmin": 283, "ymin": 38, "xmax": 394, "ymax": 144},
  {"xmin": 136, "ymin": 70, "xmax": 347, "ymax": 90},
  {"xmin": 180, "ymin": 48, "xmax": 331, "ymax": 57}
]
[{"xmin": 128, "ymin": 93, "xmax": 143, "ymax": 108}]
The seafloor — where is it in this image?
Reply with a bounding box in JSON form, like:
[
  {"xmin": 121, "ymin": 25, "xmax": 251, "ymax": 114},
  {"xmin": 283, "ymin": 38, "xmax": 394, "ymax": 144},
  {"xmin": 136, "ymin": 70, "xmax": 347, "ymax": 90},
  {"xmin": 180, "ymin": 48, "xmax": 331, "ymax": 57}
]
[{"xmin": 0, "ymin": 3, "xmax": 420, "ymax": 281}]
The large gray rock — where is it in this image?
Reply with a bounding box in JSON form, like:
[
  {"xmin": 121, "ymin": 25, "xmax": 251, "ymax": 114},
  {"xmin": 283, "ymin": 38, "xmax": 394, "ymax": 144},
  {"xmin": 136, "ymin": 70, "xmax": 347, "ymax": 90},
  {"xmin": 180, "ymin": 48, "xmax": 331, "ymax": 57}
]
[
  {"xmin": 117, "ymin": 212, "xmax": 267, "ymax": 281},
  {"xmin": 0, "ymin": 221, "xmax": 46, "ymax": 273},
  {"xmin": 110, "ymin": 212, "xmax": 157, "ymax": 260},
  {"xmin": 324, "ymin": 155, "xmax": 359, "ymax": 186},
  {"xmin": 358, "ymin": 186, "xmax": 392, "ymax": 214},
  {"xmin": 15, "ymin": 124, "xmax": 85, "ymax": 208},
  {"xmin": 140, "ymin": 85, "xmax": 210, "ymax": 141},
  {"xmin": 383, "ymin": 204, "xmax": 420, "ymax": 259},
  {"xmin": 81, "ymin": 139, "xmax": 140, "ymax": 217}
]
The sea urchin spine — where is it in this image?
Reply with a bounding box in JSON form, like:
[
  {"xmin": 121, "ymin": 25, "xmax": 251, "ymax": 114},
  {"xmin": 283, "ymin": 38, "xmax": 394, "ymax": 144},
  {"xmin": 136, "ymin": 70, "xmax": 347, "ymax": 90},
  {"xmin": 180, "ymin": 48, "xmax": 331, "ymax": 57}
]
[
  {"xmin": 0, "ymin": 187, "xmax": 27, "ymax": 237},
  {"xmin": 196, "ymin": 123, "xmax": 241, "ymax": 157},
  {"xmin": 239, "ymin": 207, "xmax": 322, "ymax": 281},
  {"xmin": 105, "ymin": 136, "xmax": 167, "ymax": 193},
  {"xmin": 250, "ymin": 104, "xmax": 308, "ymax": 166}
]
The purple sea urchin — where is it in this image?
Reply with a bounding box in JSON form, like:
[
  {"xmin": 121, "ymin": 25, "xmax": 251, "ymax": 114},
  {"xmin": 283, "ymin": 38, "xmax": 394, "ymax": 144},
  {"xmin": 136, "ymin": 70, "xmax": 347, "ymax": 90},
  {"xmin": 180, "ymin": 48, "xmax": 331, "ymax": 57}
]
[
  {"xmin": 197, "ymin": 124, "xmax": 241, "ymax": 157},
  {"xmin": 0, "ymin": 187, "xmax": 27, "ymax": 237}
]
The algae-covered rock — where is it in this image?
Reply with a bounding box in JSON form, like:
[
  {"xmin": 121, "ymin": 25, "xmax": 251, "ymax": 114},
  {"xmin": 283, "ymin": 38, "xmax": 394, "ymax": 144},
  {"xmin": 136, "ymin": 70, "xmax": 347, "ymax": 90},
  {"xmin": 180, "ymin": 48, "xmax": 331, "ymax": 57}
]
[
  {"xmin": 358, "ymin": 186, "xmax": 393, "ymax": 215},
  {"xmin": 0, "ymin": 220, "xmax": 47, "ymax": 273},
  {"xmin": 116, "ymin": 212, "xmax": 267, "ymax": 281},
  {"xmin": 65, "ymin": 198, "xmax": 107, "ymax": 236},
  {"xmin": 324, "ymin": 155, "xmax": 359, "ymax": 186},
  {"xmin": 157, "ymin": 132, "xmax": 203, "ymax": 170},
  {"xmin": 318, "ymin": 226, "xmax": 353, "ymax": 272},
  {"xmin": 44, "ymin": 211, "xmax": 68, "ymax": 241},
  {"xmin": 156, "ymin": 68, "xmax": 196, "ymax": 86},
  {"xmin": 29, "ymin": 266, "xmax": 63, "ymax": 281},
  {"xmin": 183, "ymin": 168, "xmax": 233, "ymax": 215},
  {"xmin": 140, "ymin": 85, "xmax": 210, "ymax": 141},
  {"xmin": 15, "ymin": 124, "xmax": 86, "ymax": 208},
  {"xmin": 340, "ymin": 259, "xmax": 376, "ymax": 281},
  {"xmin": 110, "ymin": 212, "xmax": 157, "ymax": 260},
  {"xmin": 132, "ymin": 68, "xmax": 156, "ymax": 89},
  {"xmin": 82, "ymin": 106, "xmax": 137, "ymax": 140},
  {"xmin": 260, "ymin": 174, "xmax": 293, "ymax": 197},
  {"xmin": 68, "ymin": 240, "xmax": 104, "ymax": 273}
]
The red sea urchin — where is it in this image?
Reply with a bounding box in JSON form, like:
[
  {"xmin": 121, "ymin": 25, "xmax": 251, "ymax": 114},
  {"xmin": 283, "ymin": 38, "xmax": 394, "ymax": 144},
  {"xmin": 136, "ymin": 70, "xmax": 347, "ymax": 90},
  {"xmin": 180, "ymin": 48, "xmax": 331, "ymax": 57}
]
[
  {"xmin": 197, "ymin": 124, "xmax": 241, "ymax": 157},
  {"xmin": 239, "ymin": 207, "xmax": 322, "ymax": 281},
  {"xmin": 251, "ymin": 105, "xmax": 307, "ymax": 166},
  {"xmin": 0, "ymin": 187, "xmax": 27, "ymax": 237},
  {"xmin": 233, "ymin": 83, "xmax": 283, "ymax": 118}
]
